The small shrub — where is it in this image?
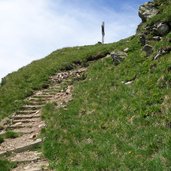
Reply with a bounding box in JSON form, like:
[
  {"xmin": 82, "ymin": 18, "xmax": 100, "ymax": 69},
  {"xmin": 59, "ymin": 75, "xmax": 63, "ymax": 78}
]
[
  {"xmin": 5, "ymin": 131, "xmax": 18, "ymax": 139},
  {"xmin": 0, "ymin": 136, "xmax": 4, "ymax": 144}
]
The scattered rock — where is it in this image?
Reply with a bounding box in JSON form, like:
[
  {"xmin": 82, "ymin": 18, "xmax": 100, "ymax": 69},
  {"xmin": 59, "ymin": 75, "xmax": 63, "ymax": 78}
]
[
  {"xmin": 139, "ymin": 34, "xmax": 146, "ymax": 46},
  {"xmin": 38, "ymin": 123, "xmax": 46, "ymax": 129},
  {"xmin": 161, "ymin": 95, "xmax": 171, "ymax": 114},
  {"xmin": 138, "ymin": 2, "xmax": 158, "ymax": 22},
  {"xmin": 122, "ymin": 75, "xmax": 136, "ymax": 85},
  {"xmin": 123, "ymin": 48, "xmax": 129, "ymax": 52},
  {"xmin": 125, "ymin": 81, "xmax": 133, "ymax": 85},
  {"xmin": 29, "ymin": 134, "xmax": 37, "ymax": 139},
  {"xmin": 0, "ymin": 117, "xmax": 11, "ymax": 129},
  {"xmin": 142, "ymin": 44, "xmax": 153, "ymax": 56},
  {"xmin": 154, "ymin": 46, "xmax": 171, "ymax": 60},
  {"xmin": 110, "ymin": 51, "xmax": 127, "ymax": 65},
  {"xmin": 166, "ymin": 122, "xmax": 171, "ymax": 129},
  {"xmin": 152, "ymin": 36, "xmax": 162, "ymax": 41},
  {"xmin": 156, "ymin": 22, "xmax": 170, "ymax": 36},
  {"xmin": 66, "ymin": 85, "xmax": 73, "ymax": 95}
]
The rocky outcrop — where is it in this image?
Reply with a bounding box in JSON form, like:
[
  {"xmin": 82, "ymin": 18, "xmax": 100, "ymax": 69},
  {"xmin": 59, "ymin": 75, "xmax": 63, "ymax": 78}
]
[
  {"xmin": 138, "ymin": 2, "xmax": 158, "ymax": 22},
  {"xmin": 110, "ymin": 51, "xmax": 128, "ymax": 65},
  {"xmin": 153, "ymin": 22, "xmax": 170, "ymax": 36},
  {"xmin": 153, "ymin": 46, "xmax": 171, "ymax": 60}
]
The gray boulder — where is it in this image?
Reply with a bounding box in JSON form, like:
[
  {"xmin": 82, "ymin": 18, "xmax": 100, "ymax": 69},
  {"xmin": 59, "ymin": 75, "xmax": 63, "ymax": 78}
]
[
  {"xmin": 153, "ymin": 36, "xmax": 162, "ymax": 41},
  {"xmin": 142, "ymin": 44, "xmax": 153, "ymax": 57},
  {"xmin": 138, "ymin": 2, "xmax": 158, "ymax": 22},
  {"xmin": 139, "ymin": 34, "xmax": 146, "ymax": 46},
  {"xmin": 110, "ymin": 51, "xmax": 127, "ymax": 65},
  {"xmin": 156, "ymin": 23, "xmax": 170, "ymax": 36}
]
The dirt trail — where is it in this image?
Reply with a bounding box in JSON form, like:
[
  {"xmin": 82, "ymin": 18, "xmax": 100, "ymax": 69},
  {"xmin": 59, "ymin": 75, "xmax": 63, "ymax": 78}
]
[{"xmin": 0, "ymin": 67, "xmax": 87, "ymax": 171}]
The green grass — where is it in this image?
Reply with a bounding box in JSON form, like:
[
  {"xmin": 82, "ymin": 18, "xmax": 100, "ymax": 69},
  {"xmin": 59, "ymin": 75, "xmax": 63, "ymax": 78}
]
[
  {"xmin": 0, "ymin": 136, "xmax": 4, "ymax": 144},
  {"xmin": 41, "ymin": 35, "xmax": 171, "ymax": 170},
  {"xmin": 5, "ymin": 131, "xmax": 19, "ymax": 139},
  {"xmin": 0, "ymin": 159, "xmax": 16, "ymax": 171}
]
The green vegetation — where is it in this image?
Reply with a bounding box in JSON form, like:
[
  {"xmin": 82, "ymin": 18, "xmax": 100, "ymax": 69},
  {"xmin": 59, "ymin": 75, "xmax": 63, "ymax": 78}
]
[
  {"xmin": 42, "ymin": 35, "xmax": 171, "ymax": 170},
  {"xmin": 0, "ymin": 159, "xmax": 16, "ymax": 171},
  {"xmin": 5, "ymin": 131, "xmax": 19, "ymax": 139},
  {"xmin": 0, "ymin": 43, "xmax": 119, "ymax": 120},
  {"xmin": 147, "ymin": 0, "xmax": 171, "ymax": 25},
  {"xmin": 0, "ymin": 131, "xmax": 18, "ymax": 146},
  {"xmin": 0, "ymin": 136, "xmax": 4, "ymax": 144}
]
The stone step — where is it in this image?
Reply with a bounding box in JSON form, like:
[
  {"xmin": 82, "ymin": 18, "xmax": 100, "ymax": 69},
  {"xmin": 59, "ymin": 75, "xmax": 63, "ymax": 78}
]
[
  {"xmin": 12, "ymin": 118, "xmax": 40, "ymax": 124},
  {"xmin": 9, "ymin": 151, "xmax": 41, "ymax": 163},
  {"xmin": 48, "ymin": 85, "xmax": 60, "ymax": 89},
  {"xmin": 44, "ymin": 88, "xmax": 60, "ymax": 93},
  {"xmin": 13, "ymin": 114, "xmax": 41, "ymax": 120},
  {"xmin": 24, "ymin": 101, "xmax": 45, "ymax": 105},
  {"xmin": 12, "ymin": 127, "xmax": 38, "ymax": 134},
  {"xmin": 11, "ymin": 159, "xmax": 49, "ymax": 171},
  {"xmin": 36, "ymin": 93, "xmax": 56, "ymax": 97},
  {"xmin": 26, "ymin": 98, "xmax": 49, "ymax": 104},
  {"xmin": 21, "ymin": 105, "xmax": 43, "ymax": 110},
  {"xmin": 0, "ymin": 137, "xmax": 42, "ymax": 156},
  {"xmin": 0, "ymin": 130, "xmax": 6, "ymax": 136},
  {"xmin": 16, "ymin": 110, "xmax": 38, "ymax": 115},
  {"xmin": 28, "ymin": 97, "xmax": 47, "ymax": 101},
  {"xmin": 42, "ymin": 89, "xmax": 59, "ymax": 93},
  {"xmin": 32, "ymin": 94, "xmax": 54, "ymax": 98},
  {"xmin": 9, "ymin": 122, "xmax": 36, "ymax": 129},
  {"xmin": 0, "ymin": 127, "xmax": 36, "ymax": 136}
]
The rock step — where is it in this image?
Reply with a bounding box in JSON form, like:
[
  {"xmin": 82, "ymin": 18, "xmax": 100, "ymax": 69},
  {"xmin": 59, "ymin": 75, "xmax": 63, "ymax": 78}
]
[
  {"xmin": 9, "ymin": 151, "xmax": 41, "ymax": 163},
  {"xmin": 24, "ymin": 101, "xmax": 45, "ymax": 105},
  {"xmin": 11, "ymin": 159, "xmax": 49, "ymax": 171},
  {"xmin": 48, "ymin": 88, "xmax": 61, "ymax": 92},
  {"xmin": 12, "ymin": 118, "xmax": 40, "ymax": 124},
  {"xmin": 16, "ymin": 110, "xmax": 38, "ymax": 115},
  {"xmin": 41, "ymin": 90, "xmax": 59, "ymax": 94},
  {"xmin": 0, "ymin": 128, "xmax": 36, "ymax": 136},
  {"xmin": 0, "ymin": 130, "xmax": 6, "ymax": 136},
  {"xmin": 27, "ymin": 99, "xmax": 49, "ymax": 104},
  {"xmin": 32, "ymin": 94, "xmax": 54, "ymax": 98},
  {"xmin": 12, "ymin": 127, "xmax": 40, "ymax": 134},
  {"xmin": 43, "ymin": 89, "xmax": 60, "ymax": 93},
  {"xmin": 48, "ymin": 85, "xmax": 60, "ymax": 89},
  {"xmin": 27, "ymin": 94, "xmax": 47, "ymax": 102},
  {"xmin": 13, "ymin": 114, "xmax": 41, "ymax": 120},
  {"xmin": 9, "ymin": 122, "xmax": 37, "ymax": 129},
  {"xmin": 0, "ymin": 137, "xmax": 42, "ymax": 156},
  {"xmin": 21, "ymin": 105, "xmax": 43, "ymax": 110}
]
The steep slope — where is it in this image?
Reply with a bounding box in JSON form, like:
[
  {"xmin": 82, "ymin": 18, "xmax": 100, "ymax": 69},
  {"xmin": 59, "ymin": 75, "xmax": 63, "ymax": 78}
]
[
  {"xmin": 0, "ymin": 44, "xmax": 116, "ymax": 120},
  {"xmin": 0, "ymin": 0, "xmax": 171, "ymax": 170}
]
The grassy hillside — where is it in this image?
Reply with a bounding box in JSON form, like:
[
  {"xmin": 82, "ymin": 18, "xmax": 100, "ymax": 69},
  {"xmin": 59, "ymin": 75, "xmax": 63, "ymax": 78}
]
[
  {"xmin": 0, "ymin": 0, "xmax": 171, "ymax": 170},
  {"xmin": 0, "ymin": 43, "xmax": 119, "ymax": 120},
  {"xmin": 42, "ymin": 35, "xmax": 171, "ymax": 170}
]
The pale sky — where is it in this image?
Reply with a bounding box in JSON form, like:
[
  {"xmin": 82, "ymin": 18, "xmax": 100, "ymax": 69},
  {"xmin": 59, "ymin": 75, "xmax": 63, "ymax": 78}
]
[{"xmin": 0, "ymin": 0, "xmax": 147, "ymax": 80}]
